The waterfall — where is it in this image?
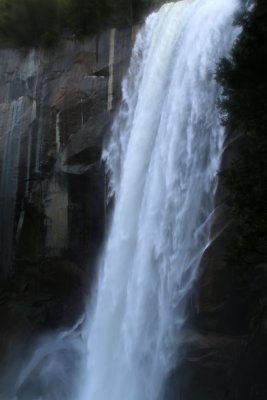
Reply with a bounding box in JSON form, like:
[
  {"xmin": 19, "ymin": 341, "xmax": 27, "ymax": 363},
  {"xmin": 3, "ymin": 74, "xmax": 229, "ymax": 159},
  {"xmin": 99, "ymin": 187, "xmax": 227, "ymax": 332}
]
[{"xmin": 79, "ymin": 0, "xmax": 240, "ymax": 399}]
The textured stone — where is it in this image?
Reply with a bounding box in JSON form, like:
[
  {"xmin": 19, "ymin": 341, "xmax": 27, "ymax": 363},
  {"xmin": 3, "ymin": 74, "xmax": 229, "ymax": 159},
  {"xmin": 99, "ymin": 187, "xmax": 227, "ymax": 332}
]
[
  {"xmin": 0, "ymin": 28, "xmax": 134, "ymax": 395},
  {"xmin": 165, "ymin": 131, "xmax": 267, "ymax": 400},
  {"xmin": 0, "ymin": 28, "xmax": 134, "ymax": 281}
]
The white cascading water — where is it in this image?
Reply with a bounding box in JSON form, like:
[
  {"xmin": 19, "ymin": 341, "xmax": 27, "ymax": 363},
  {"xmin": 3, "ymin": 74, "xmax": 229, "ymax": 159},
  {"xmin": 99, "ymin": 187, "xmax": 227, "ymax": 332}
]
[{"xmin": 79, "ymin": 1, "xmax": 240, "ymax": 399}]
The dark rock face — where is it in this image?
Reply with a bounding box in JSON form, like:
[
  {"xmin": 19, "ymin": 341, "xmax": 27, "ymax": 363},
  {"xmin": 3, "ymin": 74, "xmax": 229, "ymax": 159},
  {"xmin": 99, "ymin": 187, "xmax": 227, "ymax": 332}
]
[
  {"xmin": 166, "ymin": 131, "xmax": 267, "ymax": 400},
  {"xmin": 0, "ymin": 29, "xmax": 135, "ymax": 281},
  {"xmin": 0, "ymin": 28, "xmax": 136, "ymax": 390}
]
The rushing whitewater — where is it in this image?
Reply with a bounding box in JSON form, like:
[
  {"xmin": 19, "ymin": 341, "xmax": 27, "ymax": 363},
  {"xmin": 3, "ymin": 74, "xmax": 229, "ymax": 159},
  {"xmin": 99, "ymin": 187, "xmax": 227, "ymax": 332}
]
[{"xmin": 79, "ymin": 1, "xmax": 240, "ymax": 399}]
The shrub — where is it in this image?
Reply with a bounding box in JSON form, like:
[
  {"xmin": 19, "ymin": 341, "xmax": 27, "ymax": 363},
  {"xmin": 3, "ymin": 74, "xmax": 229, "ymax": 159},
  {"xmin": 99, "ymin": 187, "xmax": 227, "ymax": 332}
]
[
  {"xmin": 0, "ymin": 0, "xmax": 161, "ymax": 46},
  {"xmin": 216, "ymin": 0, "xmax": 267, "ymax": 264}
]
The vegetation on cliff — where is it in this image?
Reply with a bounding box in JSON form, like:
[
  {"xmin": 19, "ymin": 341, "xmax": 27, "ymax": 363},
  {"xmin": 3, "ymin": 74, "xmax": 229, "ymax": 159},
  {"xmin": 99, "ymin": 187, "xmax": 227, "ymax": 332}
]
[
  {"xmin": 216, "ymin": 0, "xmax": 267, "ymax": 329},
  {"xmin": 0, "ymin": 0, "xmax": 160, "ymax": 46},
  {"xmin": 217, "ymin": 0, "xmax": 267, "ymax": 265}
]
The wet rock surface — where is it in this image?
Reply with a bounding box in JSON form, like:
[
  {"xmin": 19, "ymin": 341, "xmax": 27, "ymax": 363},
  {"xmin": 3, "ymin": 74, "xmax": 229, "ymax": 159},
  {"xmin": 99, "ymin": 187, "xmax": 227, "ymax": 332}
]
[
  {"xmin": 166, "ymin": 131, "xmax": 267, "ymax": 400},
  {"xmin": 0, "ymin": 29, "xmax": 134, "ymax": 279},
  {"xmin": 0, "ymin": 28, "xmax": 134, "ymax": 393}
]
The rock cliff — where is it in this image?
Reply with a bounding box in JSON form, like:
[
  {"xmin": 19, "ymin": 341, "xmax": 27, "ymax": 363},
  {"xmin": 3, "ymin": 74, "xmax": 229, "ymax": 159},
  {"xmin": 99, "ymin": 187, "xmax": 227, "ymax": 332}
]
[
  {"xmin": 166, "ymin": 131, "xmax": 267, "ymax": 400},
  {"xmin": 0, "ymin": 28, "xmax": 137, "ymax": 391},
  {"xmin": 0, "ymin": 25, "xmax": 140, "ymax": 279},
  {"xmin": 0, "ymin": 28, "xmax": 137, "ymax": 281}
]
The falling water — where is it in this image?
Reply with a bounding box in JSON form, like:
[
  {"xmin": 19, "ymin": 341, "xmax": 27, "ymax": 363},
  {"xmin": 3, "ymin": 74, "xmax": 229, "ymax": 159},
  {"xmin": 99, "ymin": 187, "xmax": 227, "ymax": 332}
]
[{"xmin": 79, "ymin": 0, "xmax": 240, "ymax": 399}]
